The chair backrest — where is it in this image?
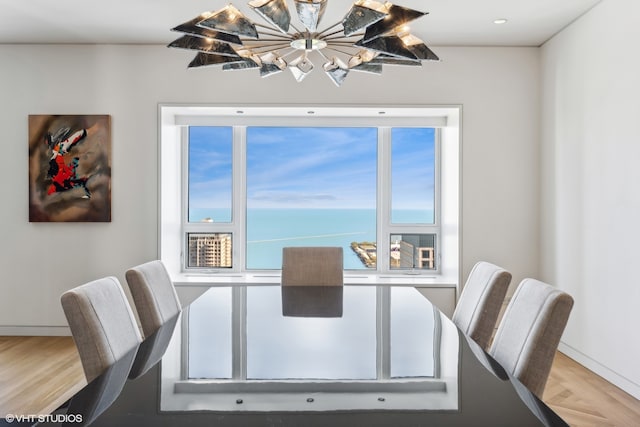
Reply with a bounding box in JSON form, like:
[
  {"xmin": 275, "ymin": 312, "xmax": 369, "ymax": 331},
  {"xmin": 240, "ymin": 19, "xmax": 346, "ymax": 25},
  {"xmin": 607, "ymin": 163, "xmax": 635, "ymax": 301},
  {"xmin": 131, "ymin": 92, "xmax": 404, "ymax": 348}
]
[
  {"xmin": 61, "ymin": 276, "xmax": 142, "ymax": 382},
  {"xmin": 452, "ymin": 261, "xmax": 512, "ymax": 350},
  {"xmin": 281, "ymin": 247, "xmax": 343, "ymax": 287},
  {"xmin": 489, "ymin": 278, "xmax": 574, "ymax": 397},
  {"xmin": 125, "ymin": 260, "xmax": 181, "ymax": 338}
]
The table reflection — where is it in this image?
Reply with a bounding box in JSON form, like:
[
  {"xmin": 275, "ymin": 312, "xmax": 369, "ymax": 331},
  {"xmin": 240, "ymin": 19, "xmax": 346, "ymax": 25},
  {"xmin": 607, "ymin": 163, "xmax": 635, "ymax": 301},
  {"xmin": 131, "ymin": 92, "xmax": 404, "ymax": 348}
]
[
  {"xmin": 248, "ymin": 286, "xmax": 376, "ymax": 380},
  {"xmin": 281, "ymin": 285, "xmax": 343, "ymax": 318},
  {"xmin": 161, "ymin": 285, "xmax": 459, "ymax": 412}
]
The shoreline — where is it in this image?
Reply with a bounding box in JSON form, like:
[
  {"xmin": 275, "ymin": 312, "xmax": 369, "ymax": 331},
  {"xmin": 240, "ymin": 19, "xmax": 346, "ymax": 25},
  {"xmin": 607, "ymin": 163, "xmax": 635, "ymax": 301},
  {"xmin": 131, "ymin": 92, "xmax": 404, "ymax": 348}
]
[{"xmin": 350, "ymin": 241, "xmax": 377, "ymax": 268}]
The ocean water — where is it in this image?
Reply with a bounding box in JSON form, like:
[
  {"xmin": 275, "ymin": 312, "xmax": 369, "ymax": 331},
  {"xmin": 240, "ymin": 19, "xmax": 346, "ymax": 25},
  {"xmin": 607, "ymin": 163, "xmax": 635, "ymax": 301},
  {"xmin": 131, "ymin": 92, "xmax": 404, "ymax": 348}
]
[
  {"xmin": 247, "ymin": 209, "xmax": 376, "ymax": 270},
  {"xmin": 188, "ymin": 208, "xmax": 433, "ymax": 270}
]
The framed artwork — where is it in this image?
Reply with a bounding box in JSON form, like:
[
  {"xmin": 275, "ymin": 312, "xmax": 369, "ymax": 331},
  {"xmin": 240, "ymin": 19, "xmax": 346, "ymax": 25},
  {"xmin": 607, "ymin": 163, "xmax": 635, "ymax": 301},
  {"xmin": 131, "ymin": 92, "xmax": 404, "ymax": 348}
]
[{"xmin": 29, "ymin": 115, "xmax": 112, "ymax": 222}]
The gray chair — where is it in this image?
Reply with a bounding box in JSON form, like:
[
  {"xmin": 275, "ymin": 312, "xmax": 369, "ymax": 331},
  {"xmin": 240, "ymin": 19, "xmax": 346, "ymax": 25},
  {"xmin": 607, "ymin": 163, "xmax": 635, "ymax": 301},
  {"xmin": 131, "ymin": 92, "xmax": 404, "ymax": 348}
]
[
  {"xmin": 125, "ymin": 260, "xmax": 181, "ymax": 378},
  {"xmin": 281, "ymin": 247, "xmax": 343, "ymax": 287},
  {"xmin": 489, "ymin": 278, "xmax": 574, "ymax": 397},
  {"xmin": 61, "ymin": 276, "xmax": 142, "ymax": 383},
  {"xmin": 452, "ymin": 261, "xmax": 512, "ymax": 350},
  {"xmin": 125, "ymin": 260, "xmax": 181, "ymax": 337}
]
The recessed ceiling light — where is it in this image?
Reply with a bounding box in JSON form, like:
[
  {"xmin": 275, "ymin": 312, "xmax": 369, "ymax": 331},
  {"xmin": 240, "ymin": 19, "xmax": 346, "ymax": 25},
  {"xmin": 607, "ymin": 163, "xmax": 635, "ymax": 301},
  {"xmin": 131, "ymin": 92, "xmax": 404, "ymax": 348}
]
[{"xmin": 494, "ymin": 18, "xmax": 508, "ymax": 25}]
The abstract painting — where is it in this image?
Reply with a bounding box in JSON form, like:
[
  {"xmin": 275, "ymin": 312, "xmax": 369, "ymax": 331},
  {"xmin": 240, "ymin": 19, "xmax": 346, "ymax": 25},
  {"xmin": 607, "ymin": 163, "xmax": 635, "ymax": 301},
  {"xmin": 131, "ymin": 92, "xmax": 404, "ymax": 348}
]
[{"xmin": 29, "ymin": 115, "xmax": 111, "ymax": 222}]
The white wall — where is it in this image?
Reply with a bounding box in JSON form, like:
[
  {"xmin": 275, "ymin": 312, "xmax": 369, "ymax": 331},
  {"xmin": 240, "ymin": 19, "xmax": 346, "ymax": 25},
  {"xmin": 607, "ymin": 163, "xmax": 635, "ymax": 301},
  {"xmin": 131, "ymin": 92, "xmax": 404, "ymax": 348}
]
[
  {"xmin": 541, "ymin": 0, "xmax": 640, "ymax": 398},
  {"xmin": 0, "ymin": 44, "xmax": 540, "ymax": 333}
]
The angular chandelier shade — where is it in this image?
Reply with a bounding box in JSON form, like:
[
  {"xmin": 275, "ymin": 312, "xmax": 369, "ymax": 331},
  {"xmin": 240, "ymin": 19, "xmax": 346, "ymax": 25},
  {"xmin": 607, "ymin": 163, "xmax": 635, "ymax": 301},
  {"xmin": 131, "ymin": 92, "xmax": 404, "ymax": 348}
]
[{"xmin": 168, "ymin": 0, "xmax": 439, "ymax": 87}]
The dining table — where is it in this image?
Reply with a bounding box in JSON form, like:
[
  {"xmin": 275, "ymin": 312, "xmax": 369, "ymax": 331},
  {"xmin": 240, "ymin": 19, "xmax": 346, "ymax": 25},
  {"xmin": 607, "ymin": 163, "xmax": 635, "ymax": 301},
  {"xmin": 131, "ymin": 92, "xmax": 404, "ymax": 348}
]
[{"xmin": 38, "ymin": 284, "xmax": 568, "ymax": 427}]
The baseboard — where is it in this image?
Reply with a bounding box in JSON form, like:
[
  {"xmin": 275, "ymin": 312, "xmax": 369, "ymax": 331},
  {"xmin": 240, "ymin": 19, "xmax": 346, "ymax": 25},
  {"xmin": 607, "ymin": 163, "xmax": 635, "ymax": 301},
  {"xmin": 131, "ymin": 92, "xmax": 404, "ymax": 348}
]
[
  {"xmin": 559, "ymin": 341, "xmax": 640, "ymax": 400},
  {"xmin": 0, "ymin": 325, "xmax": 70, "ymax": 336}
]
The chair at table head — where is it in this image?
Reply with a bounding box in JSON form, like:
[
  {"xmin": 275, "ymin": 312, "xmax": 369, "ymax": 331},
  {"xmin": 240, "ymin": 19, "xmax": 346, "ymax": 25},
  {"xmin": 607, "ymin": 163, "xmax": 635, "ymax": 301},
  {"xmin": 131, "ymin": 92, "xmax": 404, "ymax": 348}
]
[
  {"xmin": 281, "ymin": 246, "xmax": 344, "ymax": 287},
  {"xmin": 125, "ymin": 260, "xmax": 181, "ymax": 378},
  {"xmin": 281, "ymin": 247, "xmax": 344, "ymax": 317},
  {"xmin": 452, "ymin": 261, "xmax": 512, "ymax": 350},
  {"xmin": 489, "ymin": 278, "xmax": 574, "ymax": 398}
]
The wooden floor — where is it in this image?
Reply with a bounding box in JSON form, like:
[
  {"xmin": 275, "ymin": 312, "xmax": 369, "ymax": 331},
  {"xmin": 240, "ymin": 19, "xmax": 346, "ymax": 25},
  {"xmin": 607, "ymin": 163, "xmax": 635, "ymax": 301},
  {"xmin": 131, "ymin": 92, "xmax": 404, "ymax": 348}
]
[
  {"xmin": 0, "ymin": 336, "xmax": 86, "ymax": 417},
  {"xmin": 1, "ymin": 336, "xmax": 639, "ymax": 425},
  {"xmin": 543, "ymin": 352, "xmax": 640, "ymax": 426}
]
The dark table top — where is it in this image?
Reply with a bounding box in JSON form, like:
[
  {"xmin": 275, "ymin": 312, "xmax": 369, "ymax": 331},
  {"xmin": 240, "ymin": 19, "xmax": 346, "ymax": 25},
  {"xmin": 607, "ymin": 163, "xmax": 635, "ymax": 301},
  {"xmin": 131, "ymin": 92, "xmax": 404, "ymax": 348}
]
[{"xmin": 44, "ymin": 285, "xmax": 568, "ymax": 427}]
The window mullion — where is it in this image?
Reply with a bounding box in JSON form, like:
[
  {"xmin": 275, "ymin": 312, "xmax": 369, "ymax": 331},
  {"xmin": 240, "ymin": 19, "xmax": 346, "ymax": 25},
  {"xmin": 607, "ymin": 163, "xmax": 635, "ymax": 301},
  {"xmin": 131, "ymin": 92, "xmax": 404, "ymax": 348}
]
[
  {"xmin": 378, "ymin": 127, "xmax": 391, "ymax": 273},
  {"xmin": 434, "ymin": 128, "xmax": 442, "ymax": 226},
  {"xmin": 233, "ymin": 126, "xmax": 247, "ymax": 273},
  {"xmin": 377, "ymin": 286, "xmax": 391, "ymax": 379},
  {"xmin": 232, "ymin": 286, "xmax": 247, "ymax": 380},
  {"xmin": 180, "ymin": 126, "xmax": 190, "ymax": 271}
]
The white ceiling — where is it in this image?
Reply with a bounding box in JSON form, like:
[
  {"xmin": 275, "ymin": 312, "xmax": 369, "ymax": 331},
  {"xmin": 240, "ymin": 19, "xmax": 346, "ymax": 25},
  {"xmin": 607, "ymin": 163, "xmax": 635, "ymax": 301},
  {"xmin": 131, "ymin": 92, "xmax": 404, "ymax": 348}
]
[{"xmin": 0, "ymin": 0, "xmax": 601, "ymax": 46}]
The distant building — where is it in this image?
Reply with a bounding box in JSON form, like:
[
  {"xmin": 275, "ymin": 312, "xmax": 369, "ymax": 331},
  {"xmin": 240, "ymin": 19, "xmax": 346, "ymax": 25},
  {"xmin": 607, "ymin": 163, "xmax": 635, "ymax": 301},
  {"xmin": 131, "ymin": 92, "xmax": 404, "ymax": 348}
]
[
  {"xmin": 390, "ymin": 240, "xmax": 417, "ymax": 268},
  {"xmin": 188, "ymin": 233, "xmax": 232, "ymax": 268},
  {"xmin": 390, "ymin": 234, "xmax": 436, "ymax": 270}
]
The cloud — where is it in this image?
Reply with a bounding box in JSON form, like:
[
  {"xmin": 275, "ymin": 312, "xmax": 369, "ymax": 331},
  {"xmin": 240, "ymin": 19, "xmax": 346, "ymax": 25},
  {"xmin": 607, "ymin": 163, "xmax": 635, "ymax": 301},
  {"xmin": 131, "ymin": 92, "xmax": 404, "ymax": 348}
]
[
  {"xmin": 250, "ymin": 191, "xmax": 338, "ymax": 204},
  {"xmin": 245, "ymin": 127, "xmax": 378, "ymax": 208}
]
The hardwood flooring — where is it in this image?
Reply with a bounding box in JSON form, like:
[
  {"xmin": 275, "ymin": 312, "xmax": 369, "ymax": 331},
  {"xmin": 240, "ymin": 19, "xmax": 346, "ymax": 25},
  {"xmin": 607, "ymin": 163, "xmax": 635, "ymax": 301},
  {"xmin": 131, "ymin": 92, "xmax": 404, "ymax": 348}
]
[
  {"xmin": 1, "ymin": 336, "xmax": 639, "ymax": 425},
  {"xmin": 544, "ymin": 352, "xmax": 640, "ymax": 426},
  {"xmin": 0, "ymin": 336, "xmax": 86, "ymax": 417}
]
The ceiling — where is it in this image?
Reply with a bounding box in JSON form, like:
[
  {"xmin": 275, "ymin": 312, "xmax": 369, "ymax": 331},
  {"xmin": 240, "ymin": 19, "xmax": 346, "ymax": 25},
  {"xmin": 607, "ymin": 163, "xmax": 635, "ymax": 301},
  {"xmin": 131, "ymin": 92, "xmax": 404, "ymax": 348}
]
[{"xmin": 0, "ymin": 0, "xmax": 601, "ymax": 46}]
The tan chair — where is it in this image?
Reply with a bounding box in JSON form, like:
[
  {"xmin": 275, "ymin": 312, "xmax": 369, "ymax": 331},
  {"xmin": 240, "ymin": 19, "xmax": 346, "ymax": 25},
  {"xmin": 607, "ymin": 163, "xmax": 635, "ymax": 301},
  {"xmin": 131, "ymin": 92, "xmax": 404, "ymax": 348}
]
[
  {"xmin": 125, "ymin": 260, "xmax": 181, "ymax": 337},
  {"xmin": 452, "ymin": 261, "xmax": 512, "ymax": 350},
  {"xmin": 125, "ymin": 260, "xmax": 181, "ymax": 378},
  {"xmin": 281, "ymin": 247, "xmax": 343, "ymax": 287},
  {"xmin": 489, "ymin": 278, "xmax": 574, "ymax": 397},
  {"xmin": 61, "ymin": 276, "xmax": 142, "ymax": 383}
]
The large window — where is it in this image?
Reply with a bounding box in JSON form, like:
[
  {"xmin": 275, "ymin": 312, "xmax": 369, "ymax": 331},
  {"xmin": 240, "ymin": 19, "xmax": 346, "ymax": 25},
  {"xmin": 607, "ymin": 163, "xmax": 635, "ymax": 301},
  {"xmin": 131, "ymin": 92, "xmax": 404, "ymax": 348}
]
[{"xmin": 183, "ymin": 121, "xmax": 440, "ymax": 273}]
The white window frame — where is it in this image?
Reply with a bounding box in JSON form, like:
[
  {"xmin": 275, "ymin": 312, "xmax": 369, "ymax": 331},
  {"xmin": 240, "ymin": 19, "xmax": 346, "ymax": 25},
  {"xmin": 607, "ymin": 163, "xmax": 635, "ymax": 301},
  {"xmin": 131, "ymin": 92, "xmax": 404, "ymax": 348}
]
[
  {"xmin": 179, "ymin": 112, "xmax": 443, "ymax": 274},
  {"xmin": 159, "ymin": 105, "xmax": 460, "ymax": 284}
]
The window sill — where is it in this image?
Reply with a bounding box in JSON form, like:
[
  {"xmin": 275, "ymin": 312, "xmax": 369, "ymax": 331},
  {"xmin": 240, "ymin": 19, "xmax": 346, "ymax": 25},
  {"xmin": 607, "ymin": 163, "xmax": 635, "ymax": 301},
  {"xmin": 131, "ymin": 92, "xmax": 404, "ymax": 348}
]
[{"xmin": 171, "ymin": 272, "xmax": 457, "ymax": 288}]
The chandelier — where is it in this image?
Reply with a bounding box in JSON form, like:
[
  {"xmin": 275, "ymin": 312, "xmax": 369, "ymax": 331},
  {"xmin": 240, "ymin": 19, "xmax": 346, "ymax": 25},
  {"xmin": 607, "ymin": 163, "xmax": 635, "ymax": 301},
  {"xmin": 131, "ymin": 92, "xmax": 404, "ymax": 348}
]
[{"xmin": 168, "ymin": 0, "xmax": 439, "ymax": 87}]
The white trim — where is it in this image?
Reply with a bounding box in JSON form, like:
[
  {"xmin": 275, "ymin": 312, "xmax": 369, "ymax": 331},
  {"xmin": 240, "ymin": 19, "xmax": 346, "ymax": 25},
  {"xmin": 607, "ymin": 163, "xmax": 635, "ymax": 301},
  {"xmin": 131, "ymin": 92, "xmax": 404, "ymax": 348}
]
[
  {"xmin": 558, "ymin": 342, "xmax": 640, "ymax": 400},
  {"xmin": 172, "ymin": 105, "xmax": 451, "ymax": 126},
  {"xmin": 0, "ymin": 326, "xmax": 71, "ymax": 336},
  {"xmin": 161, "ymin": 389, "xmax": 457, "ymax": 412},
  {"xmin": 174, "ymin": 379, "xmax": 447, "ymax": 393},
  {"xmin": 171, "ymin": 273, "xmax": 458, "ymax": 287}
]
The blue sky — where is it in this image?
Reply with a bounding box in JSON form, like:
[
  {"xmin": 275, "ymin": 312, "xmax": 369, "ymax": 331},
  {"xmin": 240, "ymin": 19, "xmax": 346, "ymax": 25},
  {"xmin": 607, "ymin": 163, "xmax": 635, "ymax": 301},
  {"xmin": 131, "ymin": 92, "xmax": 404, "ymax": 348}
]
[
  {"xmin": 189, "ymin": 126, "xmax": 233, "ymax": 210},
  {"xmin": 188, "ymin": 126, "xmax": 435, "ymax": 211},
  {"xmin": 246, "ymin": 127, "xmax": 377, "ymax": 209},
  {"xmin": 391, "ymin": 127, "xmax": 436, "ymax": 211}
]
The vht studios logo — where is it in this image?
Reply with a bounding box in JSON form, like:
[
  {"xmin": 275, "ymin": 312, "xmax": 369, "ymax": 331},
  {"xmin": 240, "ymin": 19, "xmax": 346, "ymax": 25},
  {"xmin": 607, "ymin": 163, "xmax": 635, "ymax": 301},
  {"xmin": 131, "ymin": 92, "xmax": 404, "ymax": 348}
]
[{"xmin": 4, "ymin": 413, "xmax": 83, "ymax": 423}]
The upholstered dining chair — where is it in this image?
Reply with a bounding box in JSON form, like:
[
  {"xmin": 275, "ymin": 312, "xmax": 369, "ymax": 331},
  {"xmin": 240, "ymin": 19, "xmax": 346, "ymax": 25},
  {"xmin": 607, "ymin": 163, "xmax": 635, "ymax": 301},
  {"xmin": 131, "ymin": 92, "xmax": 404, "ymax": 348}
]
[
  {"xmin": 61, "ymin": 276, "xmax": 142, "ymax": 383},
  {"xmin": 488, "ymin": 278, "xmax": 574, "ymax": 398},
  {"xmin": 281, "ymin": 247, "xmax": 344, "ymax": 287},
  {"xmin": 125, "ymin": 260, "xmax": 181, "ymax": 378},
  {"xmin": 125, "ymin": 260, "xmax": 181, "ymax": 337},
  {"xmin": 452, "ymin": 261, "xmax": 512, "ymax": 350}
]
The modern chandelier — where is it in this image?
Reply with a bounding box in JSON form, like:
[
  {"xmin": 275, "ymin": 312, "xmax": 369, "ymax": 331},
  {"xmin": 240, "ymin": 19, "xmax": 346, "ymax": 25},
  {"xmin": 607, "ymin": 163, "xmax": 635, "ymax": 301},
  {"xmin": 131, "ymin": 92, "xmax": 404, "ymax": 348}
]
[{"xmin": 168, "ymin": 0, "xmax": 439, "ymax": 87}]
